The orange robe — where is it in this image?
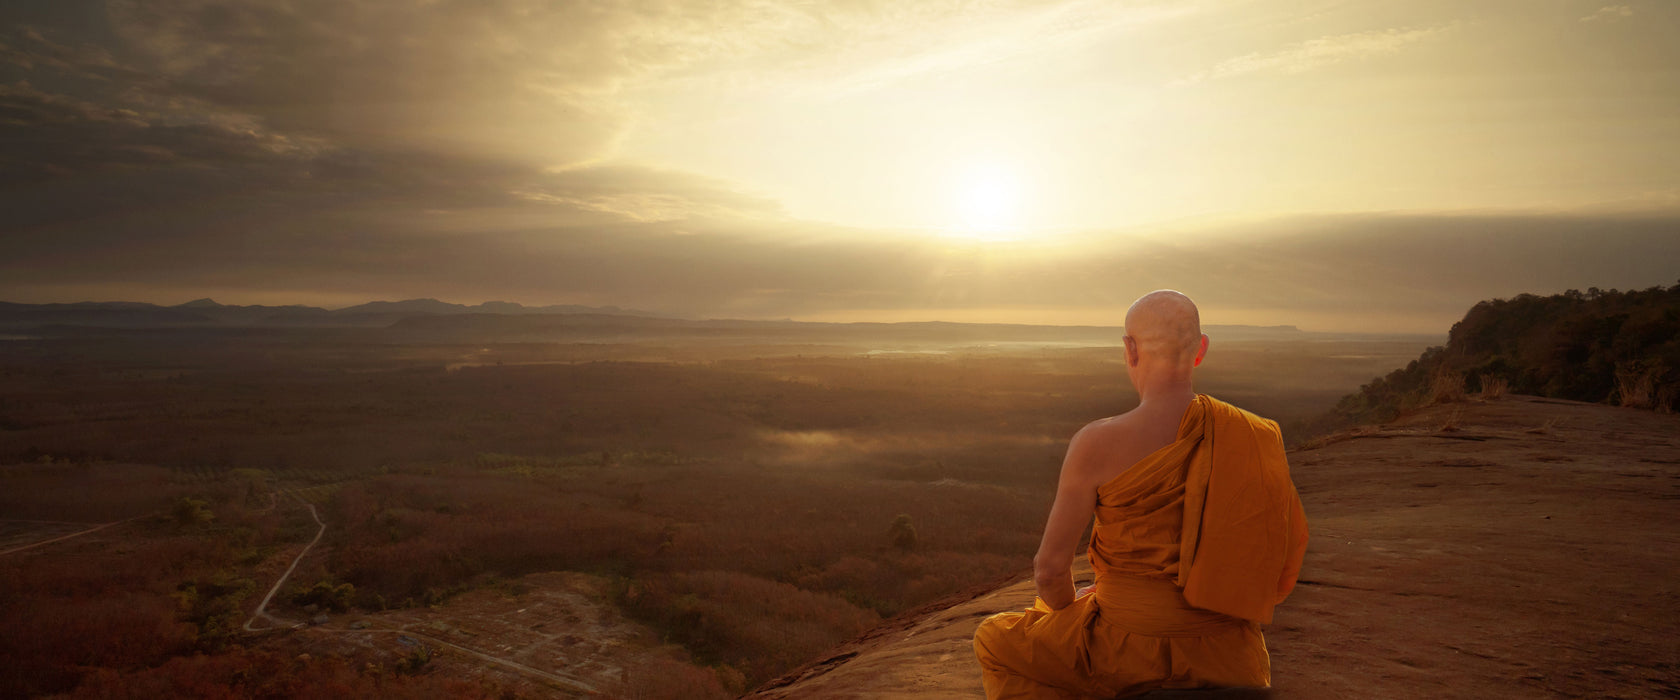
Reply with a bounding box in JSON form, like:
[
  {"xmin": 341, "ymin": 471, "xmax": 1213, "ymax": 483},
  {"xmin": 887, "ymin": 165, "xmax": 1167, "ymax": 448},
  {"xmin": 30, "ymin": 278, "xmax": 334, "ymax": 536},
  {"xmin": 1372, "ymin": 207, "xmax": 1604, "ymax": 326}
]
[{"xmin": 973, "ymin": 395, "xmax": 1309, "ymax": 699}]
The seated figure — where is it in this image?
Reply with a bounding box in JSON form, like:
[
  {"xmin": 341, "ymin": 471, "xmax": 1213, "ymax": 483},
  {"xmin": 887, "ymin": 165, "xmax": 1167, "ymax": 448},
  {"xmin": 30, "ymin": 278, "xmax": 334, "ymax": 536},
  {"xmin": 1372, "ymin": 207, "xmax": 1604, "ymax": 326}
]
[{"xmin": 973, "ymin": 290, "xmax": 1310, "ymax": 699}]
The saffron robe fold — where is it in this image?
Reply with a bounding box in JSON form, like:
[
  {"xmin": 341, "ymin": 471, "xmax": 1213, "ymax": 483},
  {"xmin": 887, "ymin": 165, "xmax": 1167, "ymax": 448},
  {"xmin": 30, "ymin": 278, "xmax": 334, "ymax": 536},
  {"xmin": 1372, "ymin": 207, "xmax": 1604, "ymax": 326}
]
[{"xmin": 973, "ymin": 395, "xmax": 1309, "ymax": 699}]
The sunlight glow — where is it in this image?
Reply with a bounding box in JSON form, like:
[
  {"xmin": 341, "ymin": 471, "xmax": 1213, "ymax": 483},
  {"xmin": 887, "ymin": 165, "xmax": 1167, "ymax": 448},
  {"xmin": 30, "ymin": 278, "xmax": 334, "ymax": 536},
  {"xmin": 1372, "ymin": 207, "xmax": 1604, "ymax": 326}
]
[{"xmin": 948, "ymin": 162, "xmax": 1024, "ymax": 240}]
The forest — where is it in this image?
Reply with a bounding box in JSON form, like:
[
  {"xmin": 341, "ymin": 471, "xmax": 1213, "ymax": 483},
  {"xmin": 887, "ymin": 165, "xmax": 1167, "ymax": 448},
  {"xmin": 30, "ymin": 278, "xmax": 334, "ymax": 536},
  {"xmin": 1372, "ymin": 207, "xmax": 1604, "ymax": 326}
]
[{"xmin": 1317, "ymin": 283, "xmax": 1680, "ymax": 431}]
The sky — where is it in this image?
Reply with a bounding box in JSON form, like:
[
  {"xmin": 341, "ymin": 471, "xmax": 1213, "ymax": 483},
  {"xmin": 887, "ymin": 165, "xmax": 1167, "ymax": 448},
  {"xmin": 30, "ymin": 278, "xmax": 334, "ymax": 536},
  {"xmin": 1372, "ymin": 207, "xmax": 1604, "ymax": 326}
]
[{"xmin": 1, "ymin": 0, "xmax": 1677, "ymax": 332}]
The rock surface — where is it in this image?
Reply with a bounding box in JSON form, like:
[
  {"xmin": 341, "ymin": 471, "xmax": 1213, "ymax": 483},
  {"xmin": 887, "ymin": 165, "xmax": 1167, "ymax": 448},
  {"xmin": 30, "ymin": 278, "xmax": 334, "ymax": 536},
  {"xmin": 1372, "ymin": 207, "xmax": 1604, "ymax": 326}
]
[{"xmin": 752, "ymin": 395, "xmax": 1680, "ymax": 699}]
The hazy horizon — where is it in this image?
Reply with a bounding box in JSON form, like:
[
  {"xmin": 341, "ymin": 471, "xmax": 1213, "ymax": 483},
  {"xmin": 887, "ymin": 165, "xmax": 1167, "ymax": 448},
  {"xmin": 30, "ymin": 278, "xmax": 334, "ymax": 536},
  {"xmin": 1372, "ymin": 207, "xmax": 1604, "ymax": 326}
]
[{"xmin": 2, "ymin": 0, "xmax": 1676, "ymax": 334}]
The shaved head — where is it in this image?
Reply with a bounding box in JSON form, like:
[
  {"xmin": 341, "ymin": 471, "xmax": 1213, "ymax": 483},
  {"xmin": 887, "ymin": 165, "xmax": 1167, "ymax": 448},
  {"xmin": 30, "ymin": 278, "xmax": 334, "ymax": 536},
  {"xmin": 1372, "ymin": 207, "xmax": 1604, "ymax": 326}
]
[{"xmin": 1125, "ymin": 290, "xmax": 1203, "ymax": 366}]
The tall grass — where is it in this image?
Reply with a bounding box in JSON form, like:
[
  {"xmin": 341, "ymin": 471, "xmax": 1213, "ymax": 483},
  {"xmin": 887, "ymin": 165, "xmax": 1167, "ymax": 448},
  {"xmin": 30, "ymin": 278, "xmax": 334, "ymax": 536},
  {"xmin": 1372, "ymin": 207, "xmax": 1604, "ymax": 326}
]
[
  {"xmin": 1615, "ymin": 366, "xmax": 1656, "ymax": 409},
  {"xmin": 1430, "ymin": 370, "xmax": 1466, "ymax": 404}
]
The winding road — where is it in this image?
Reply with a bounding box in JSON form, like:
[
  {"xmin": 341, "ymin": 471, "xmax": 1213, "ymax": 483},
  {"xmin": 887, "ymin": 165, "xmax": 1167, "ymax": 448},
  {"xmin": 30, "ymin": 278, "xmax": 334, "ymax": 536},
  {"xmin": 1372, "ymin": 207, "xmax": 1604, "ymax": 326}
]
[
  {"xmin": 0, "ymin": 516, "xmax": 145, "ymax": 557},
  {"xmin": 239, "ymin": 491, "xmax": 596, "ymax": 693},
  {"xmin": 243, "ymin": 492, "xmax": 325, "ymax": 632}
]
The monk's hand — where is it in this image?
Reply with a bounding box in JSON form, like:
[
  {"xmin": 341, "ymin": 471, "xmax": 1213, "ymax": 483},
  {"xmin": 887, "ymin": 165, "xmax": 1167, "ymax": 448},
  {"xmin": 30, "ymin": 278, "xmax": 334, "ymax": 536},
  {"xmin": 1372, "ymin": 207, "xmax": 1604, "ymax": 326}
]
[{"xmin": 1033, "ymin": 565, "xmax": 1077, "ymax": 610}]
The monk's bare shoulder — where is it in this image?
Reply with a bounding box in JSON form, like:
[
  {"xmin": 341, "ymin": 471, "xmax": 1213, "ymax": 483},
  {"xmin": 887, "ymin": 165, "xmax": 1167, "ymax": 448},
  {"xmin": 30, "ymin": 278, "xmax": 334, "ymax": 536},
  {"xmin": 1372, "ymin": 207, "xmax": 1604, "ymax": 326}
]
[
  {"xmin": 1064, "ymin": 412, "xmax": 1146, "ymax": 486},
  {"xmin": 1075, "ymin": 411, "xmax": 1140, "ymax": 443}
]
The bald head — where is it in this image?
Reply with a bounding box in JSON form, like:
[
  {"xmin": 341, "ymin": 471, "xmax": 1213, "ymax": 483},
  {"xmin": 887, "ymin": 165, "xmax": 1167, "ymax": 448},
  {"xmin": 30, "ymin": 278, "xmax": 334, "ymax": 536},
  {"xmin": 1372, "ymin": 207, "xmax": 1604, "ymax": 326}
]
[{"xmin": 1124, "ymin": 290, "xmax": 1203, "ymax": 367}]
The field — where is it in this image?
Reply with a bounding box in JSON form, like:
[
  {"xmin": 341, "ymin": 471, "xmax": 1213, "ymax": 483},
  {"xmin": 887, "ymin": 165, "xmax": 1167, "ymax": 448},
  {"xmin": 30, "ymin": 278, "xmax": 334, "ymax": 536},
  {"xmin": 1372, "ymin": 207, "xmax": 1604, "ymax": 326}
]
[{"xmin": 0, "ymin": 326, "xmax": 1433, "ymax": 697}]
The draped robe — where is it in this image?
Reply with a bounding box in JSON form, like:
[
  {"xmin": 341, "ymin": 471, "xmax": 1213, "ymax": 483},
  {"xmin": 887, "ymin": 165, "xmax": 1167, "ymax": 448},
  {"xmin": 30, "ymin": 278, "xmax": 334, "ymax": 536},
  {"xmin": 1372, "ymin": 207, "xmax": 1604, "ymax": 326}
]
[{"xmin": 973, "ymin": 395, "xmax": 1309, "ymax": 699}]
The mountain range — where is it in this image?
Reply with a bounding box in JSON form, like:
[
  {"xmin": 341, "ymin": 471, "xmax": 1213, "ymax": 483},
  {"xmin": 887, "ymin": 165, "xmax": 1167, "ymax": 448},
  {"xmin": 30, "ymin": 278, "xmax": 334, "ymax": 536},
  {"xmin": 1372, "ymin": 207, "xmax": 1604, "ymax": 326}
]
[
  {"xmin": 0, "ymin": 298, "xmax": 668, "ymax": 330},
  {"xmin": 0, "ymin": 297, "xmax": 1336, "ymax": 345}
]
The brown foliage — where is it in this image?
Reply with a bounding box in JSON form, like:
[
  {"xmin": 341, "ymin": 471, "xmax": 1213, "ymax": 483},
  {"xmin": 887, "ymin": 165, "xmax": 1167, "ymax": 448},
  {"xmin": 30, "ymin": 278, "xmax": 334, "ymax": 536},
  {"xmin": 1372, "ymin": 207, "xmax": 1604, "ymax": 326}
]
[
  {"xmin": 604, "ymin": 656, "xmax": 735, "ymax": 699},
  {"xmin": 1478, "ymin": 374, "xmax": 1509, "ymax": 400},
  {"xmin": 0, "ymin": 482, "xmax": 308, "ymax": 696},
  {"xmin": 64, "ymin": 648, "xmax": 504, "ymax": 699},
  {"xmin": 0, "ymin": 332, "xmax": 1430, "ymax": 692},
  {"xmin": 1430, "ymin": 370, "xmax": 1465, "ymax": 404},
  {"xmin": 0, "ymin": 462, "xmax": 192, "ymax": 521},
  {"xmin": 1614, "ymin": 365, "xmax": 1657, "ymax": 409},
  {"xmin": 619, "ymin": 570, "xmax": 880, "ymax": 686},
  {"xmin": 0, "ymin": 534, "xmax": 217, "ymax": 696},
  {"xmin": 319, "ymin": 464, "xmax": 1038, "ymax": 688}
]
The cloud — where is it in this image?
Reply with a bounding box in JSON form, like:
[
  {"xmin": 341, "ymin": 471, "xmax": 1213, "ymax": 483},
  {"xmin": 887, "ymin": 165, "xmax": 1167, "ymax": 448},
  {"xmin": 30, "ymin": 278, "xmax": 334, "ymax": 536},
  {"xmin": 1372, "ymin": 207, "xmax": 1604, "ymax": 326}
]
[
  {"xmin": 519, "ymin": 164, "xmax": 784, "ymax": 223},
  {"xmin": 0, "ymin": 25, "xmax": 120, "ymax": 74},
  {"xmin": 0, "ymin": 0, "xmax": 1169, "ymax": 227},
  {"xmin": 1185, "ymin": 23, "xmax": 1458, "ymax": 82},
  {"xmin": 5, "ymin": 0, "xmax": 1162, "ymax": 181},
  {"xmin": 1580, "ymin": 5, "xmax": 1634, "ymax": 22},
  {"xmin": 100, "ymin": 0, "xmax": 642, "ymax": 165},
  {"xmin": 87, "ymin": 0, "xmax": 1124, "ymax": 164},
  {"xmin": 3, "ymin": 175, "xmax": 1677, "ymax": 332},
  {"xmin": 0, "ymin": 1, "xmax": 1674, "ymax": 332},
  {"xmin": 770, "ymin": 0, "xmax": 1199, "ymax": 96},
  {"xmin": 0, "ymin": 79, "xmax": 320, "ymax": 194},
  {"xmin": 0, "ymin": 80, "xmax": 788, "ymax": 296}
]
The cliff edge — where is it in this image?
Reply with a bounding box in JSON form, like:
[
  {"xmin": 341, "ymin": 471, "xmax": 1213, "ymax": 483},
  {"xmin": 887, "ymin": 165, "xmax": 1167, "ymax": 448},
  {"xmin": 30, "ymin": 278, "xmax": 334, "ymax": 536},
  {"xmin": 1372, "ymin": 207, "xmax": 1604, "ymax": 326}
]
[{"xmin": 752, "ymin": 395, "xmax": 1680, "ymax": 699}]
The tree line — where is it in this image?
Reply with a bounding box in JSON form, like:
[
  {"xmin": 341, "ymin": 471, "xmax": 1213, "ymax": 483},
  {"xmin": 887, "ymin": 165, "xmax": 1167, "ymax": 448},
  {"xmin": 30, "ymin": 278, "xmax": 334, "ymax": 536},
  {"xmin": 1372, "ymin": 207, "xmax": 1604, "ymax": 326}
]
[{"xmin": 1316, "ymin": 282, "xmax": 1680, "ymax": 430}]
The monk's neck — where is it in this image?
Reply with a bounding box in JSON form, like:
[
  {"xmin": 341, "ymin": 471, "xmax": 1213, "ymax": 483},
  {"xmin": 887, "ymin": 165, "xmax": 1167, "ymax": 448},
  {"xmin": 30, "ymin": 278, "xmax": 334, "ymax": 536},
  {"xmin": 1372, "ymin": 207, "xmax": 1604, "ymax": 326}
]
[
  {"xmin": 1134, "ymin": 380, "xmax": 1197, "ymax": 412},
  {"xmin": 1136, "ymin": 393, "xmax": 1195, "ymax": 414}
]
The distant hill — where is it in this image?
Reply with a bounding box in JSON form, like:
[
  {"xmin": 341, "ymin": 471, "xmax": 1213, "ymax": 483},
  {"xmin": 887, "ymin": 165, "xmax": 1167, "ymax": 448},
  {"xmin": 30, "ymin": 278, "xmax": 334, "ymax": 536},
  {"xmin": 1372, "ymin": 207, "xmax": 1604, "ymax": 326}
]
[
  {"xmin": 0, "ymin": 298, "xmax": 670, "ymax": 330},
  {"xmin": 1314, "ymin": 283, "xmax": 1680, "ymax": 430},
  {"xmin": 383, "ymin": 313, "xmax": 1310, "ymax": 346},
  {"xmin": 331, "ymin": 298, "xmax": 650, "ymax": 317},
  {"xmin": 0, "ymin": 297, "xmax": 1322, "ymax": 344},
  {"xmin": 0, "ymin": 301, "xmax": 216, "ymax": 328}
]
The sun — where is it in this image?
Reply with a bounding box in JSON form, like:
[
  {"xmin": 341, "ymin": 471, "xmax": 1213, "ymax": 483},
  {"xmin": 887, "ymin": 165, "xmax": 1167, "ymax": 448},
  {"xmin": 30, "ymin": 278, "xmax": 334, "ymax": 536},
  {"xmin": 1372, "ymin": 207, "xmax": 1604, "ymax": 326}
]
[{"xmin": 946, "ymin": 162, "xmax": 1023, "ymax": 240}]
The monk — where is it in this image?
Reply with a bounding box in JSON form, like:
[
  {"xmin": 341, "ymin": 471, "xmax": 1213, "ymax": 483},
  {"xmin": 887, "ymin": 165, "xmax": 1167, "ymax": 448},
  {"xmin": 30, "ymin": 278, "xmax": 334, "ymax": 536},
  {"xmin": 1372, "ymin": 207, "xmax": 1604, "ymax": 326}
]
[{"xmin": 973, "ymin": 290, "xmax": 1309, "ymax": 699}]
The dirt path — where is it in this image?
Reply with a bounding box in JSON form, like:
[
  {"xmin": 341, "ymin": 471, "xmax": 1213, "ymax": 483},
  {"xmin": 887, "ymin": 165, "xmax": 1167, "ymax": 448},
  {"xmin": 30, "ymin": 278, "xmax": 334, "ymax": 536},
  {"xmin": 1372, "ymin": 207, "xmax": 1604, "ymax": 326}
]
[
  {"xmin": 0, "ymin": 516, "xmax": 144, "ymax": 557},
  {"xmin": 394, "ymin": 627, "xmax": 600, "ymax": 695},
  {"xmin": 301, "ymin": 625, "xmax": 601, "ymax": 695},
  {"xmin": 241, "ymin": 493, "xmax": 598, "ymax": 693},
  {"xmin": 244, "ymin": 492, "xmax": 326, "ymax": 632}
]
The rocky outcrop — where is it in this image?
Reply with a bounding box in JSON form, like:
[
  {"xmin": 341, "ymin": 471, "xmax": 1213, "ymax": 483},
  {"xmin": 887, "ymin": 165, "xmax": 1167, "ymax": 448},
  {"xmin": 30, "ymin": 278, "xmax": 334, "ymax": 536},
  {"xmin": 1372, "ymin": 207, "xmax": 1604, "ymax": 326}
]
[{"xmin": 753, "ymin": 395, "xmax": 1680, "ymax": 699}]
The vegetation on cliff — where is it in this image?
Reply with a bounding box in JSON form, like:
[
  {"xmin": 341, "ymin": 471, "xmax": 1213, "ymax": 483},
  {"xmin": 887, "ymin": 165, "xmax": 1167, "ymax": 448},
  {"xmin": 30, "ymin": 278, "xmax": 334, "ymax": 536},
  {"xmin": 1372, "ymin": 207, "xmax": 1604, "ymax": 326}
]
[{"xmin": 1317, "ymin": 282, "xmax": 1680, "ymax": 431}]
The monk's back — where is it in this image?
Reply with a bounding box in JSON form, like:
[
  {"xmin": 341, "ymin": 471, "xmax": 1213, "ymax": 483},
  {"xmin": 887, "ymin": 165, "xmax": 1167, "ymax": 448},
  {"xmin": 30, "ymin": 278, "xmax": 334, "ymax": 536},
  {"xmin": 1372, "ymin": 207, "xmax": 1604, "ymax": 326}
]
[
  {"xmin": 1085, "ymin": 397, "xmax": 1204, "ymax": 582},
  {"xmin": 975, "ymin": 291, "xmax": 1306, "ymax": 699},
  {"xmin": 974, "ymin": 394, "xmax": 1293, "ymax": 698},
  {"xmin": 1081, "ymin": 394, "xmax": 1197, "ymax": 489}
]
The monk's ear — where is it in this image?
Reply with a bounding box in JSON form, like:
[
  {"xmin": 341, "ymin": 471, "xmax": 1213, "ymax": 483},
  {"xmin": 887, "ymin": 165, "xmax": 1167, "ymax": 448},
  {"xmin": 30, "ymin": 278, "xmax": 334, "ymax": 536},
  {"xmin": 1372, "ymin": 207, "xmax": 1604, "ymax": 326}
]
[
  {"xmin": 1192, "ymin": 334, "xmax": 1209, "ymax": 368},
  {"xmin": 1123, "ymin": 336, "xmax": 1139, "ymax": 367}
]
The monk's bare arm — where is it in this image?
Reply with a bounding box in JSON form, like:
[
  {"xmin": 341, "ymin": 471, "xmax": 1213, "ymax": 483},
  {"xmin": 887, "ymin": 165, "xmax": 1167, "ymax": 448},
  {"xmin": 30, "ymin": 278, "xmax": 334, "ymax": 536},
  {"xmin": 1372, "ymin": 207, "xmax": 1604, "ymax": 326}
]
[{"xmin": 1033, "ymin": 425, "xmax": 1102, "ymax": 610}]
